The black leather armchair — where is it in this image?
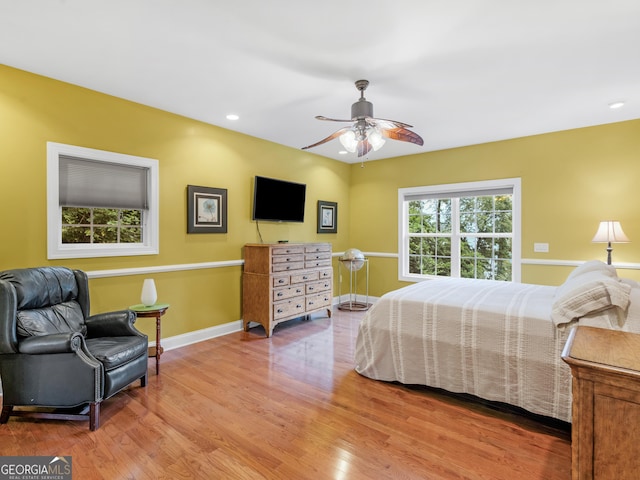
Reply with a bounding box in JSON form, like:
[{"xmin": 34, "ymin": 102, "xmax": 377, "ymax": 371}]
[{"xmin": 0, "ymin": 267, "xmax": 148, "ymax": 430}]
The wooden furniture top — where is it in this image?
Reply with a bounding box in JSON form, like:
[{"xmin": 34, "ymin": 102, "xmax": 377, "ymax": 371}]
[{"xmin": 562, "ymin": 326, "xmax": 640, "ymax": 377}]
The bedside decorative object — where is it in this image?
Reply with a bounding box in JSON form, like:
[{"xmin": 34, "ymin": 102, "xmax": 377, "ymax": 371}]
[
  {"xmin": 140, "ymin": 278, "xmax": 157, "ymax": 306},
  {"xmin": 592, "ymin": 221, "xmax": 629, "ymax": 265}
]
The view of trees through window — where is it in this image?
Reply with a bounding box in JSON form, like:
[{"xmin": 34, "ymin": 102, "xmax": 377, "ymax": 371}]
[
  {"xmin": 408, "ymin": 194, "xmax": 513, "ymax": 281},
  {"xmin": 62, "ymin": 207, "xmax": 142, "ymax": 244}
]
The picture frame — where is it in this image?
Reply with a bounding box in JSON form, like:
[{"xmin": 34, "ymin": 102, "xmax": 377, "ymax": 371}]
[
  {"xmin": 317, "ymin": 200, "xmax": 337, "ymax": 234},
  {"xmin": 187, "ymin": 185, "xmax": 227, "ymax": 233}
]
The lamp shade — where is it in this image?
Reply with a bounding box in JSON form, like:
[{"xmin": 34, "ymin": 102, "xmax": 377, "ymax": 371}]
[{"xmin": 592, "ymin": 221, "xmax": 630, "ymax": 243}]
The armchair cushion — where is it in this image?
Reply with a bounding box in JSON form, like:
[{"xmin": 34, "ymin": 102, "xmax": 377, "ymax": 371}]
[{"xmin": 85, "ymin": 337, "xmax": 148, "ymax": 371}]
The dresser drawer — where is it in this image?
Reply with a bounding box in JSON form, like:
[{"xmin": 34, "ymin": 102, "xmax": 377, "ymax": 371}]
[
  {"xmin": 305, "ymin": 259, "xmax": 332, "ymax": 269},
  {"xmin": 291, "ymin": 271, "xmax": 319, "ymax": 284},
  {"xmin": 272, "ymin": 262, "xmax": 304, "ymax": 273},
  {"xmin": 306, "ymin": 292, "xmax": 332, "ymax": 311},
  {"xmin": 305, "ymin": 252, "xmax": 331, "ymax": 262},
  {"xmin": 273, "ymin": 285, "xmax": 304, "ymax": 301},
  {"xmin": 272, "ymin": 246, "xmax": 304, "ymax": 256},
  {"xmin": 272, "ymin": 254, "xmax": 304, "ymax": 264},
  {"xmin": 306, "ymin": 279, "xmax": 331, "ymax": 294},
  {"xmin": 273, "ymin": 299, "xmax": 305, "ymax": 320},
  {"xmin": 273, "ymin": 275, "xmax": 290, "ymax": 287},
  {"xmin": 319, "ymin": 268, "xmax": 332, "ymax": 279},
  {"xmin": 305, "ymin": 244, "xmax": 331, "ymax": 253}
]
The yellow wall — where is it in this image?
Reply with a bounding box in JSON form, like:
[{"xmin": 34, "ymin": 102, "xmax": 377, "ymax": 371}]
[
  {"xmin": 0, "ymin": 65, "xmax": 351, "ymax": 339},
  {"xmin": 2, "ymin": 63, "xmax": 640, "ymax": 340},
  {"xmin": 349, "ymin": 119, "xmax": 640, "ymax": 294}
]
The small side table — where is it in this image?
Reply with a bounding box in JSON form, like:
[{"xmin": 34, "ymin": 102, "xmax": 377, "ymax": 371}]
[{"xmin": 129, "ymin": 303, "xmax": 170, "ymax": 375}]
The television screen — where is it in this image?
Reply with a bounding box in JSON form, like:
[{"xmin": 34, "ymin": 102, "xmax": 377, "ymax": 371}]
[{"xmin": 252, "ymin": 176, "xmax": 306, "ymax": 223}]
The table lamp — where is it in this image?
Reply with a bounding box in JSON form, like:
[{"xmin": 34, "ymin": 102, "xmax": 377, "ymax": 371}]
[{"xmin": 592, "ymin": 221, "xmax": 630, "ymax": 265}]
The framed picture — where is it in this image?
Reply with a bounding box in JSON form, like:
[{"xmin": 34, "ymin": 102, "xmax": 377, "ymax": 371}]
[
  {"xmin": 317, "ymin": 200, "xmax": 337, "ymax": 234},
  {"xmin": 187, "ymin": 185, "xmax": 227, "ymax": 233}
]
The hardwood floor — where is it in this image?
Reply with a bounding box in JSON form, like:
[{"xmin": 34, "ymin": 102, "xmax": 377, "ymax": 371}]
[{"xmin": 0, "ymin": 308, "xmax": 571, "ymax": 479}]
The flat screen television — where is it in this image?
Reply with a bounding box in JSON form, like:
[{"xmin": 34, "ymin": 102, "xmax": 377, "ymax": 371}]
[{"xmin": 252, "ymin": 176, "xmax": 306, "ymax": 223}]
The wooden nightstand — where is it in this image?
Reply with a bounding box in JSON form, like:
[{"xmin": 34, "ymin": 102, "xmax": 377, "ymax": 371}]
[
  {"xmin": 562, "ymin": 326, "xmax": 640, "ymax": 480},
  {"xmin": 130, "ymin": 304, "xmax": 170, "ymax": 375}
]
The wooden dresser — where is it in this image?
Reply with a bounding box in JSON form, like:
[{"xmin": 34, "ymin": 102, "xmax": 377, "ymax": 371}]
[
  {"xmin": 242, "ymin": 242, "xmax": 333, "ymax": 337},
  {"xmin": 562, "ymin": 326, "xmax": 640, "ymax": 480}
]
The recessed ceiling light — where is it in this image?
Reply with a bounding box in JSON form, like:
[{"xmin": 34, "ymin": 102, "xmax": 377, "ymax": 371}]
[
  {"xmin": 608, "ymin": 101, "xmax": 625, "ymax": 109},
  {"xmin": 226, "ymin": 114, "xmax": 239, "ymax": 120},
  {"xmin": 338, "ymin": 150, "xmax": 348, "ymax": 155}
]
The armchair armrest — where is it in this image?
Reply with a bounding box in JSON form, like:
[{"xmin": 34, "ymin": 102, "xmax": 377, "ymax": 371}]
[
  {"xmin": 85, "ymin": 310, "xmax": 144, "ymax": 338},
  {"xmin": 18, "ymin": 331, "xmax": 85, "ymax": 354}
]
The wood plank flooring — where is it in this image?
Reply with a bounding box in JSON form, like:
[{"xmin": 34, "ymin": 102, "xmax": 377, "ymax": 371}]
[{"xmin": 0, "ymin": 308, "xmax": 571, "ymax": 479}]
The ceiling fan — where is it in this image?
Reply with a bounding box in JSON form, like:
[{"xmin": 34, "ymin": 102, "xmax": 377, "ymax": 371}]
[{"xmin": 302, "ymin": 79, "xmax": 424, "ymax": 157}]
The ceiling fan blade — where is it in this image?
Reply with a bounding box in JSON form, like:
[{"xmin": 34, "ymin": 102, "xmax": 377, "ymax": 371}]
[
  {"xmin": 315, "ymin": 115, "xmax": 354, "ymax": 122},
  {"xmin": 381, "ymin": 127, "xmax": 424, "ymax": 146},
  {"xmin": 371, "ymin": 118, "xmax": 414, "ymax": 129},
  {"xmin": 357, "ymin": 139, "xmax": 373, "ymax": 157},
  {"xmin": 302, "ymin": 126, "xmax": 353, "ymax": 150}
]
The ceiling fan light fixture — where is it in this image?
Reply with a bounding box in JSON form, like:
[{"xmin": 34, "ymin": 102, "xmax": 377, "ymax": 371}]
[
  {"xmin": 339, "ymin": 130, "xmax": 357, "ymax": 152},
  {"xmin": 368, "ymin": 129, "xmax": 385, "ymax": 151}
]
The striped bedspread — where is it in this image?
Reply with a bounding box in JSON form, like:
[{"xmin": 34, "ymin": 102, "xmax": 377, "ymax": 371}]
[{"xmin": 355, "ymin": 277, "xmax": 573, "ymax": 422}]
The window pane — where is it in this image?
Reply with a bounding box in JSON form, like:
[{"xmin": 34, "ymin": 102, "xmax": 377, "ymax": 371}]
[
  {"xmin": 408, "ymin": 214, "xmax": 421, "ymax": 233},
  {"xmin": 93, "ymin": 226, "xmax": 118, "ymax": 243},
  {"xmin": 495, "ymin": 260, "xmax": 512, "ymax": 281},
  {"xmin": 93, "ymin": 208, "xmax": 118, "ymax": 225},
  {"xmin": 120, "ymin": 227, "xmax": 142, "ymax": 243},
  {"xmin": 436, "ymin": 259, "xmax": 451, "ymax": 276},
  {"xmin": 61, "ymin": 226, "xmax": 90, "ymax": 243},
  {"xmin": 437, "ymin": 237, "xmax": 451, "ymax": 256},
  {"xmin": 477, "ymin": 258, "xmax": 493, "ymax": 279},
  {"xmin": 477, "ymin": 212, "xmax": 494, "ymax": 233},
  {"xmin": 495, "ymin": 212, "xmax": 512, "ymax": 233},
  {"xmin": 459, "ymin": 197, "xmax": 475, "ymax": 213},
  {"xmin": 460, "ymin": 213, "xmax": 477, "ymax": 233},
  {"xmin": 409, "ymin": 237, "xmax": 421, "ymax": 255},
  {"xmin": 422, "ymin": 237, "xmax": 436, "ymax": 256},
  {"xmin": 121, "ymin": 209, "xmax": 141, "ymax": 226},
  {"xmin": 495, "ymin": 238, "xmax": 512, "ymax": 259},
  {"xmin": 421, "ymin": 215, "xmax": 437, "ymax": 233},
  {"xmin": 62, "ymin": 207, "xmax": 91, "ymax": 224},
  {"xmin": 421, "ymin": 256, "xmax": 436, "ymax": 275},
  {"xmin": 409, "ymin": 255, "xmax": 421, "ymax": 274}
]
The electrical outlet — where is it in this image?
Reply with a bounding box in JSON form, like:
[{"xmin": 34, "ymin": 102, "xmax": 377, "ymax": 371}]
[{"xmin": 534, "ymin": 243, "xmax": 549, "ymax": 253}]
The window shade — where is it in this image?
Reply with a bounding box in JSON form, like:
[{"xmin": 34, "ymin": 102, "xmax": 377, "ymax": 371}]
[{"xmin": 59, "ymin": 155, "xmax": 148, "ymax": 209}]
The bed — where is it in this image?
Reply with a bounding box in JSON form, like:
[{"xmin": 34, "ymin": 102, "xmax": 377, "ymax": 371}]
[{"xmin": 354, "ymin": 261, "xmax": 640, "ymax": 422}]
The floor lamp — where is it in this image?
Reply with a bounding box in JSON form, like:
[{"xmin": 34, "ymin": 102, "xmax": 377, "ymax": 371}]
[{"xmin": 592, "ymin": 221, "xmax": 630, "ymax": 265}]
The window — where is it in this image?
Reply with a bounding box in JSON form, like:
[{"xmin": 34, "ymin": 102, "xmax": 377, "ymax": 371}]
[
  {"xmin": 47, "ymin": 142, "xmax": 159, "ymax": 259},
  {"xmin": 398, "ymin": 178, "xmax": 521, "ymax": 282}
]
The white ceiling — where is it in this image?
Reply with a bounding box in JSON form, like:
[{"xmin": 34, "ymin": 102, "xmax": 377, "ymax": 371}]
[{"xmin": 1, "ymin": 0, "xmax": 639, "ymax": 163}]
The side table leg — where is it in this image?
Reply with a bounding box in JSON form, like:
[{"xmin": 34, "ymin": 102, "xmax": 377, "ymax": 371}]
[{"xmin": 156, "ymin": 314, "xmax": 162, "ymax": 375}]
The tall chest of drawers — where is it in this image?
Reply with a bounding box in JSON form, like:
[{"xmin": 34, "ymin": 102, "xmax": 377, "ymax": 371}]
[{"xmin": 242, "ymin": 242, "xmax": 333, "ymax": 337}]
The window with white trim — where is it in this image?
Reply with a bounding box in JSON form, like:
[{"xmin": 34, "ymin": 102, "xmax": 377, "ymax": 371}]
[
  {"xmin": 398, "ymin": 178, "xmax": 521, "ymax": 282},
  {"xmin": 47, "ymin": 142, "xmax": 159, "ymax": 259}
]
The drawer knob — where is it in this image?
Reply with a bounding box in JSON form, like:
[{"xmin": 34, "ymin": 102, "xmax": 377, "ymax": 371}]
[
  {"xmin": 296, "ymin": 289, "xmax": 302, "ymax": 294},
  {"xmin": 277, "ymin": 292, "xmax": 283, "ymax": 297},
  {"xmin": 277, "ymin": 309, "xmax": 283, "ymax": 313},
  {"xmin": 296, "ymin": 304, "xmax": 302, "ymax": 308}
]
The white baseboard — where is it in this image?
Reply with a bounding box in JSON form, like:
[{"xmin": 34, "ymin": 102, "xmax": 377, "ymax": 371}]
[{"xmin": 150, "ymin": 319, "xmax": 244, "ymax": 351}]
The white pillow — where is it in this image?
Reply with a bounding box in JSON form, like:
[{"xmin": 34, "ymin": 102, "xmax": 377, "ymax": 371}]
[
  {"xmin": 566, "ymin": 260, "xmax": 617, "ymax": 281},
  {"xmin": 551, "ymin": 270, "xmax": 631, "ymax": 328}
]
